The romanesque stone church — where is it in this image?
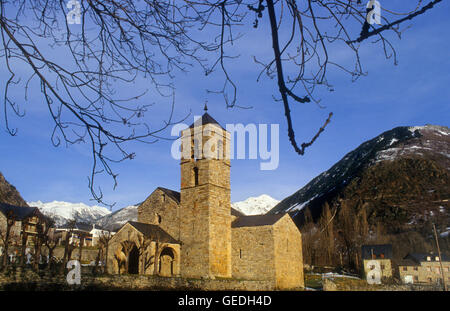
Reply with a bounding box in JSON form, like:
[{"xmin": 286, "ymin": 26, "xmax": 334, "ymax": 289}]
[{"xmin": 107, "ymin": 111, "xmax": 304, "ymax": 289}]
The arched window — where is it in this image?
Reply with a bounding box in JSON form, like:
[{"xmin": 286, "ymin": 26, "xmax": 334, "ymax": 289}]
[{"xmin": 193, "ymin": 167, "xmax": 199, "ymax": 186}]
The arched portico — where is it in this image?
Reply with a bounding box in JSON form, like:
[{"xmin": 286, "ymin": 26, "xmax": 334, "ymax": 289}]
[{"xmin": 158, "ymin": 245, "xmax": 180, "ymax": 277}]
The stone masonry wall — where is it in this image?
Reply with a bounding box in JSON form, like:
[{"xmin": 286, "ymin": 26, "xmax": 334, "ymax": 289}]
[
  {"xmin": 399, "ymin": 261, "xmax": 450, "ymax": 284},
  {"xmin": 273, "ymin": 215, "xmax": 304, "ymax": 289},
  {"xmin": 179, "ymin": 124, "xmax": 232, "ymax": 279},
  {"xmin": 231, "ymin": 225, "xmax": 275, "ymax": 281},
  {"xmin": 138, "ymin": 188, "xmax": 181, "ymax": 240},
  {"xmin": 0, "ymin": 270, "xmax": 274, "ymax": 291}
]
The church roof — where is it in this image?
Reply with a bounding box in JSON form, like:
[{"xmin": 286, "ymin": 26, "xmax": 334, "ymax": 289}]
[
  {"xmin": 157, "ymin": 187, "xmax": 181, "ymax": 204},
  {"xmin": 189, "ymin": 112, "xmax": 225, "ymax": 130},
  {"xmin": 128, "ymin": 221, "xmax": 179, "ymax": 244},
  {"xmin": 231, "ymin": 213, "xmax": 285, "ymax": 228},
  {"xmin": 231, "ymin": 208, "xmax": 245, "ymax": 217}
]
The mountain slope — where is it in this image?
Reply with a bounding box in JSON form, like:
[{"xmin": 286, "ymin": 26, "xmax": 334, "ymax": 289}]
[
  {"xmin": 95, "ymin": 204, "xmax": 138, "ymax": 231},
  {"xmin": 28, "ymin": 200, "xmax": 111, "ymax": 226},
  {"xmin": 0, "ymin": 172, "xmax": 28, "ymax": 206},
  {"xmin": 269, "ymin": 125, "xmax": 450, "ymax": 229},
  {"xmin": 232, "ymin": 194, "xmax": 279, "ymax": 215}
]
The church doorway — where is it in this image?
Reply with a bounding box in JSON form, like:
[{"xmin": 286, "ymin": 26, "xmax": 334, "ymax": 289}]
[
  {"xmin": 159, "ymin": 247, "xmax": 175, "ymax": 277},
  {"xmin": 128, "ymin": 245, "xmax": 139, "ymax": 274}
]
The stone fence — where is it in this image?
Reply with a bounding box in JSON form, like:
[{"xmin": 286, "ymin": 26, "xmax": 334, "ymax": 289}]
[
  {"xmin": 322, "ymin": 278, "xmax": 446, "ymax": 291},
  {"xmin": 0, "ymin": 268, "xmax": 275, "ymax": 291}
]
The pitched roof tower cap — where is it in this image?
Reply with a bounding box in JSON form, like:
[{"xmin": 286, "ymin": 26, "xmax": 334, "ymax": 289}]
[{"xmin": 189, "ymin": 112, "xmax": 225, "ymax": 130}]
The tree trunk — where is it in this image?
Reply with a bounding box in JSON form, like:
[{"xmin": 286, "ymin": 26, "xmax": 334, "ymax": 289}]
[
  {"xmin": 79, "ymin": 236, "xmax": 84, "ymax": 264},
  {"xmin": 104, "ymin": 244, "xmax": 109, "ymax": 274}
]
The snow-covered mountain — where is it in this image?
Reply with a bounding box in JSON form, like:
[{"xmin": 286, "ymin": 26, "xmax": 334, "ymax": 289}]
[
  {"xmin": 28, "ymin": 200, "xmax": 111, "ymax": 226},
  {"xmin": 232, "ymin": 194, "xmax": 279, "ymax": 216},
  {"xmin": 95, "ymin": 204, "xmax": 138, "ymax": 231},
  {"xmin": 31, "ymin": 194, "xmax": 279, "ymax": 228}
]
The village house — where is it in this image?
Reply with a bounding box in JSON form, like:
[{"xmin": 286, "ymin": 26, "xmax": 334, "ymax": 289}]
[
  {"xmin": 361, "ymin": 244, "xmax": 393, "ymax": 281},
  {"xmin": 398, "ymin": 253, "xmax": 450, "ymax": 285},
  {"xmin": 0, "ymin": 202, "xmax": 50, "ymax": 263},
  {"xmin": 0, "ymin": 202, "xmax": 47, "ymax": 247},
  {"xmin": 107, "ymin": 110, "xmax": 304, "ymax": 289},
  {"xmin": 55, "ymin": 223, "xmax": 112, "ymax": 247}
]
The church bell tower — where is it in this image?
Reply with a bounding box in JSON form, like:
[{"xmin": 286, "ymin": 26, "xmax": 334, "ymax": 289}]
[{"xmin": 179, "ymin": 107, "xmax": 231, "ymax": 278}]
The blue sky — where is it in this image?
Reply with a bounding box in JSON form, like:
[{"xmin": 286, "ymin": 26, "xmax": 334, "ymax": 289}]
[{"xmin": 1, "ymin": 2, "xmax": 449, "ymax": 210}]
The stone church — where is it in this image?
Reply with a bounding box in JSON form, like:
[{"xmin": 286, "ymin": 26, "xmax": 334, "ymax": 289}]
[{"xmin": 107, "ymin": 111, "xmax": 304, "ymax": 289}]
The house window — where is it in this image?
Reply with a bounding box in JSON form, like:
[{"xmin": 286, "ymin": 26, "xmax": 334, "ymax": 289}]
[
  {"xmin": 426, "ymin": 266, "xmax": 432, "ymax": 272},
  {"xmin": 414, "ymin": 276, "xmax": 419, "ymax": 282},
  {"xmin": 403, "ymin": 267, "xmax": 407, "ymax": 271},
  {"xmin": 413, "ymin": 267, "xmax": 418, "ymax": 271},
  {"xmin": 381, "ymin": 265, "xmax": 385, "ymax": 270}
]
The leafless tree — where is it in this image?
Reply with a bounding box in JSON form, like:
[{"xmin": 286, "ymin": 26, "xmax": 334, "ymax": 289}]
[
  {"xmin": 60, "ymin": 218, "xmax": 77, "ymax": 274},
  {"xmin": 32, "ymin": 215, "xmax": 54, "ymax": 270},
  {"xmin": 0, "ymin": 210, "xmax": 15, "ymax": 270},
  {"xmin": 94, "ymin": 230, "xmax": 112, "ymax": 274},
  {"xmin": 18, "ymin": 217, "xmax": 30, "ymax": 267},
  {"xmin": 118, "ymin": 239, "xmax": 134, "ymax": 274},
  {"xmin": 43, "ymin": 228, "xmax": 59, "ymax": 272},
  {"xmin": 76, "ymin": 230, "xmax": 88, "ymax": 264},
  {"xmin": 0, "ymin": 0, "xmax": 442, "ymax": 205},
  {"xmin": 136, "ymin": 233, "xmax": 152, "ymax": 274}
]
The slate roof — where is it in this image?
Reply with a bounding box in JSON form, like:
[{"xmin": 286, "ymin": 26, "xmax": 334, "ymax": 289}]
[
  {"xmin": 231, "ymin": 213, "xmax": 284, "ymax": 228},
  {"xmin": 0, "ymin": 202, "xmax": 42, "ymax": 221},
  {"xmin": 404, "ymin": 253, "xmax": 450, "ymax": 264},
  {"xmin": 128, "ymin": 221, "xmax": 179, "ymax": 244},
  {"xmin": 398, "ymin": 258, "xmax": 420, "ymax": 267},
  {"xmin": 231, "ymin": 208, "xmax": 245, "ymax": 217},
  {"xmin": 189, "ymin": 112, "xmax": 225, "ymax": 130},
  {"xmin": 361, "ymin": 244, "xmax": 393, "ymax": 260},
  {"xmin": 157, "ymin": 187, "xmax": 181, "ymax": 204}
]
